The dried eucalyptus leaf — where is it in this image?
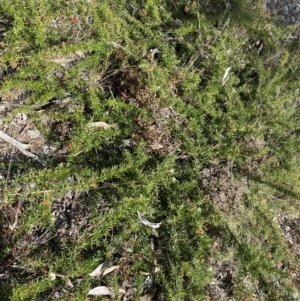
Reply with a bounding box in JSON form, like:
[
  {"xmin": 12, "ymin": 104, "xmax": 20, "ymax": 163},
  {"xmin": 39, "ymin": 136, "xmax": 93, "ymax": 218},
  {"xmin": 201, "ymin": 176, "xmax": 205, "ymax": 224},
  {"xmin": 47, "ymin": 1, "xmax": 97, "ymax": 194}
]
[
  {"xmin": 119, "ymin": 288, "xmax": 126, "ymax": 296},
  {"xmin": 66, "ymin": 279, "xmax": 74, "ymax": 288},
  {"xmin": 87, "ymin": 286, "xmax": 112, "ymax": 296},
  {"xmin": 89, "ymin": 259, "xmax": 111, "ymax": 277},
  {"xmin": 88, "ymin": 121, "xmax": 111, "ymax": 129},
  {"xmin": 137, "ymin": 211, "xmax": 162, "ymax": 229},
  {"xmin": 49, "ymin": 272, "xmax": 66, "ymax": 280},
  {"xmin": 222, "ymin": 67, "xmax": 231, "ymax": 86},
  {"xmin": 103, "ymin": 265, "xmax": 120, "ymax": 276},
  {"xmin": 49, "ymin": 272, "xmax": 56, "ymax": 281},
  {"xmin": 140, "ymin": 294, "xmax": 152, "ymax": 301}
]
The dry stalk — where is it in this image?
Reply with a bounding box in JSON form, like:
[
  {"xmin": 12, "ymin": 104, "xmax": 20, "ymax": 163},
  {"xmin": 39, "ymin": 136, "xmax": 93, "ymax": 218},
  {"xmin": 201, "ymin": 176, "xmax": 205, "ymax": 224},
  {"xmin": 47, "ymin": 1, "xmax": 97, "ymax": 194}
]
[{"xmin": 0, "ymin": 129, "xmax": 47, "ymax": 166}]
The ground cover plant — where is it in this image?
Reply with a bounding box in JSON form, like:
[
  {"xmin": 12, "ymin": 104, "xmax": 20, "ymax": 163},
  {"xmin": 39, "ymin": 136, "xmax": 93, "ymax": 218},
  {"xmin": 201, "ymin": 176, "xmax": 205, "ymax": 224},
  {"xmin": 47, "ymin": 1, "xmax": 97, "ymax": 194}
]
[{"xmin": 0, "ymin": 0, "xmax": 300, "ymax": 300}]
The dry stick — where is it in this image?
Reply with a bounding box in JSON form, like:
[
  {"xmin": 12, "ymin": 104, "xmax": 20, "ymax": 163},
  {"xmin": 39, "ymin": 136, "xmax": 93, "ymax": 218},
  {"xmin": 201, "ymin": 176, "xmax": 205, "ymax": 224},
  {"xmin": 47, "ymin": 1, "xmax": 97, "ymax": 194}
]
[
  {"xmin": 9, "ymin": 200, "xmax": 21, "ymax": 231},
  {"xmin": 0, "ymin": 130, "xmax": 47, "ymax": 166},
  {"xmin": 0, "ymin": 146, "xmax": 13, "ymax": 208}
]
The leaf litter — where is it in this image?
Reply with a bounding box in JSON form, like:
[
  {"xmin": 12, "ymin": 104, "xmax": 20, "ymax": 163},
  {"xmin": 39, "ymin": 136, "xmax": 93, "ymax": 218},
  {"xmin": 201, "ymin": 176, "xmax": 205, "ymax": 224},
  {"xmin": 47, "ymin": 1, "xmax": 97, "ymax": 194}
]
[
  {"xmin": 137, "ymin": 211, "xmax": 162, "ymax": 229},
  {"xmin": 88, "ymin": 121, "xmax": 112, "ymax": 129},
  {"xmin": 89, "ymin": 259, "xmax": 112, "ymax": 277},
  {"xmin": 87, "ymin": 285, "xmax": 112, "ymax": 296},
  {"xmin": 85, "ymin": 212, "xmax": 163, "ymax": 300}
]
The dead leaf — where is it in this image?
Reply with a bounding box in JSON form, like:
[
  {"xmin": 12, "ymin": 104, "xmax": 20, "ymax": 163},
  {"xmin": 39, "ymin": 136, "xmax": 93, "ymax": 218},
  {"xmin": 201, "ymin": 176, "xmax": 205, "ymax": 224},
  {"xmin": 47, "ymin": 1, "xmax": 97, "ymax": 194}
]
[
  {"xmin": 222, "ymin": 67, "xmax": 231, "ymax": 86},
  {"xmin": 58, "ymin": 142, "xmax": 72, "ymax": 154},
  {"xmin": 154, "ymin": 267, "xmax": 160, "ymax": 273},
  {"xmin": 88, "ymin": 286, "xmax": 112, "ymax": 296},
  {"xmin": 137, "ymin": 211, "xmax": 162, "ymax": 229},
  {"xmin": 49, "ymin": 272, "xmax": 66, "ymax": 280},
  {"xmin": 70, "ymin": 16, "xmax": 79, "ymax": 23},
  {"xmin": 66, "ymin": 279, "xmax": 74, "ymax": 288},
  {"xmin": 49, "ymin": 272, "xmax": 57, "ymax": 280},
  {"xmin": 88, "ymin": 121, "xmax": 111, "ymax": 129},
  {"xmin": 103, "ymin": 265, "xmax": 120, "ymax": 276},
  {"xmin": 140, "ymin": 294, "xmax": 152, "ymax": 301},
  {"xmin": 89, "ymin": 259, "xmax": 111, "ymax": 277},
  {"xmin": 48, "ymin": 51, "xmax": 85, "ymax": 69},
  {"xmin": 119, "ymin": 288, "xmax": 126, "ymax": 296},
  {"xmin": 75, "ymin": 50, "xmax": 85, "ymax": 58}
]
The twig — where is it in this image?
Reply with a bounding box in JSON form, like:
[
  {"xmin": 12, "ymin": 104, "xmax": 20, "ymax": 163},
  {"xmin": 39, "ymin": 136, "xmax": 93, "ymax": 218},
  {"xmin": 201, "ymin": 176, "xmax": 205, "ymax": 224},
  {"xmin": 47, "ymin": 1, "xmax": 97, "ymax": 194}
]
[
  {"xmin": 0, "ymin": 147, "xmax": 13, "ymax": 209},
  {"xmin": 0, "ymin": 130, "xmax": 47, "ymax": 166},
  {"xmin": 7, "ymin": 189, "xmax": 54, "ymax": 196},
  {"xmin": 0, "ymin": 101, "xmax": 51, "ymax": 109},
  {"xmin": 9, "ymin": 200, "xmax": 21, "ymax": 231},
  {"xmin": 102, "ymin": 39, "xmax": 134, "ymax": 56}
]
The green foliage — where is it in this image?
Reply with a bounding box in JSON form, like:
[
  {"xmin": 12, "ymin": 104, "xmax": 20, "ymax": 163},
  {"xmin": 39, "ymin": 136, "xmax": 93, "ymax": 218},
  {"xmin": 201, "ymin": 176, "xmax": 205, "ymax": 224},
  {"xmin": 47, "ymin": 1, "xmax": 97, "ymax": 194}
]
[{"xmin": 1, "ymin": 0, "xmax": 300, "ymax": 300}]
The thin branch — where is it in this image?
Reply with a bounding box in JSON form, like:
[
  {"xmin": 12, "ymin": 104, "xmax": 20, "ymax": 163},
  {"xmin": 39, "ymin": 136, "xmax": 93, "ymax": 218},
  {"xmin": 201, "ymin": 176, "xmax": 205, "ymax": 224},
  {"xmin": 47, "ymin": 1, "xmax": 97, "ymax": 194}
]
[
  {"xmin": 0, "ymin": 146, "xmax": 13, "ymax": 209},
  {"xmin": 9, "ymin": 200, "xmax": 21, "ymax": 231},
  {"xmin": 0, "ymin": 130, "xmax": 48, "ymax": 166}
]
